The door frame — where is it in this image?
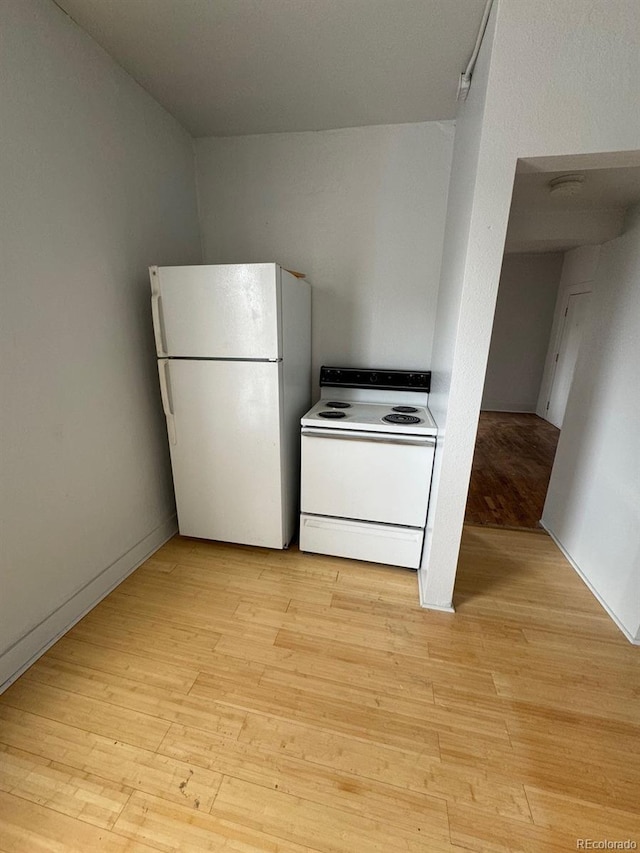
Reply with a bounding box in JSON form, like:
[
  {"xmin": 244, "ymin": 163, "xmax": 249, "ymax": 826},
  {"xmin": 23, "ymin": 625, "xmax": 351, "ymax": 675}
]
[
  {"xmin": 537, "ymin": 280, "xmax": 592, "ymax": 425},
  {"xmin": 543, "ymin": 285, "xmax": 592, "ymax": 427}
]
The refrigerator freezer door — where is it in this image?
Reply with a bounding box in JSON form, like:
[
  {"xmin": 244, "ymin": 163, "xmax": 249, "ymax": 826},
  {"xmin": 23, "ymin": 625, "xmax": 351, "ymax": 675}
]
[
  {"xmin": 150, "ymin": 264, "xmax": 281, "ymax": 359},
  {"xmin": 164, "ymin": 359, "xmax": 285, "ymax": 547}
]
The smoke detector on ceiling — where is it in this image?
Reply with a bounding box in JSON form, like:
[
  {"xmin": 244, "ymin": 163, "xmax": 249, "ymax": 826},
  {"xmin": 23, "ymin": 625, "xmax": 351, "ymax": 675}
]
[{"xmin": 548, "ymin": 174, "xmax": 585, "ymax": 197}]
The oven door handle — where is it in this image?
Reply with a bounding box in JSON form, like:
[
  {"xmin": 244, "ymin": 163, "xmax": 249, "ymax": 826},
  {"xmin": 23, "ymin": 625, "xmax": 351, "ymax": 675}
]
[{"xmin": 301, "ymin": 427, "xmax": 435, "ymax": 447}]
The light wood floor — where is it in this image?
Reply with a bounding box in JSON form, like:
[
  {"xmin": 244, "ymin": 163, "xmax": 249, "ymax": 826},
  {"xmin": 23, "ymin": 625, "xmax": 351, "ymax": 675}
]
[
  {"xmin": 465, "ymin": 412, "xmax": 561, "ymax": 529},
  {"xmin": 1, "ymin": 528, "xmax": 638, "ymax": 852}
]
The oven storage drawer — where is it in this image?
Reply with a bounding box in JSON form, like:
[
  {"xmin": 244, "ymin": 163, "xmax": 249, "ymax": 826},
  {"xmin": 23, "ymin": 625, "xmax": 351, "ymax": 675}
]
[
  {"xmin": 301, "ymin": 428, "xmax": 435, "ymax": 527},
  {"xmin": 299, "ymin": 514, "xmax": 423, "ymax": 569}
]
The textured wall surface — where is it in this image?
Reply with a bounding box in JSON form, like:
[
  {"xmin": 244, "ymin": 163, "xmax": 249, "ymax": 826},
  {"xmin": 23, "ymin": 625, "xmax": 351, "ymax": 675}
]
[
  {"xmin": 543, "ymin": 207, "xmax": 640, "ymax": 639},
  {"xmin": 422, "ymin": 0, "xmax": 640, "ymax": 630},
  {"xmin": 196, "ymin": 123, "xmax": 454, "ymax": 392},
  {"xmin": 482, "ymin": 253, "xmax": 563, "ymax": 412},
  {"xmin": 0, "ymin": 0, "xmax": 201, "ymax": 686}
]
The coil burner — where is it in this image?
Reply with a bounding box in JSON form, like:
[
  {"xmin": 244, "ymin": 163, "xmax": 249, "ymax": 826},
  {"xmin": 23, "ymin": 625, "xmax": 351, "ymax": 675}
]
[
  {"xmin": 318, "ymin": 410, "xmax": 347, "ymax": 419},
  {"xmin": 383, "ymin": 413, "xmax": 421, "ymax": 425}
]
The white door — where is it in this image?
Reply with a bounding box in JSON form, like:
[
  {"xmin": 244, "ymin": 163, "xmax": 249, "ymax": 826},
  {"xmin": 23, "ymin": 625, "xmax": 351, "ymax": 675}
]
[
  {"xmin": 151, "ymin": 264, "xmax": 281, "ymax": 359},
  {"xmin": 546, "ymin": 291, "xmax": 591, "ymax": 428},
  {"xmin": 301, "ymin": 429, "xmax": 435, "ymax": 527},
  {"xmin": 159, "ymin": 359, "xmax": 285, "ymax": 547}
]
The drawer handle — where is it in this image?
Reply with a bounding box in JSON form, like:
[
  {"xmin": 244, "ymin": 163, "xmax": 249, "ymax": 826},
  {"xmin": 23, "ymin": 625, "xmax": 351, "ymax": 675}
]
[
  {"xmin": 303, "ymin": 517, "xmax": 422, "ymax": 539},
  {"xmin": 302, "ymin": 427, "xmax": 435, "ymax": 447}
]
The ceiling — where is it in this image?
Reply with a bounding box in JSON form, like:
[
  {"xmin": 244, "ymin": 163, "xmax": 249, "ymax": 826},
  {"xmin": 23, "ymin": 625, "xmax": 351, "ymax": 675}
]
[
  {"xmin": 54, "ymin": 0, "xmax": 487, "ymax": 138},
  {"xmin": 511, "ymin": 166, "xmax": 640, "ymax": 212},
  {"xmin": 505, "ymin": 165, "xmax": 640, "ymax": 253},
  {"xmin": 50, "ymin": 2, "xmax": 640, "ymax": 253}
]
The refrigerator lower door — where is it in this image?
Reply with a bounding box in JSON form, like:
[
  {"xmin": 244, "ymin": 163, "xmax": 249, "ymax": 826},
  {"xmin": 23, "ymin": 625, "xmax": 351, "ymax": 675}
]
[{"xmin": 161, "ymin": 359, "xmax": 285, "ymax": 547}]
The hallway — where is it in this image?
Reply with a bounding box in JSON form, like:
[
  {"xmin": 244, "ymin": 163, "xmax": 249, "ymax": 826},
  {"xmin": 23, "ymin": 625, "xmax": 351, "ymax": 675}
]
[{"xmin": 465, "ymin": 411, "xmax": 560, "ymax": 529}]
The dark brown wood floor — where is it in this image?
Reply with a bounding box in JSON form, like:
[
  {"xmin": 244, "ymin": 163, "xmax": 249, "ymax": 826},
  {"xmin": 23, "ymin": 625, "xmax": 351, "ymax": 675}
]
[{"xmin": 465, "ymin": 411, "xmax": 560, "ymax": 529}]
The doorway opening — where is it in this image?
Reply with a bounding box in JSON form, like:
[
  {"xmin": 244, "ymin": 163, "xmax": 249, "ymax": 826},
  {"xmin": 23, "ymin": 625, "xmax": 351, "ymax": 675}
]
[
  {"xmin": 465, "ymin": 158, "xmax": 640, "ymax": 530},
  {"xmin": 465, "ymin": 411, "xmax": 560, "ymax": 528}
]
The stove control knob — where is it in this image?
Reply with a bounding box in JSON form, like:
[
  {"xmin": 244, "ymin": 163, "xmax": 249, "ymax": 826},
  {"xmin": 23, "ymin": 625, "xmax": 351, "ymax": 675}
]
[{"xmin": 370, "ymin": 373, "xmax": 378, "ymax": 383}]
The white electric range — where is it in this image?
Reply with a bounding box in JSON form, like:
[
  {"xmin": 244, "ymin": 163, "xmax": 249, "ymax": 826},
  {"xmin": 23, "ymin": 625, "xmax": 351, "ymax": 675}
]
[{"xmin": 299, "ymin": 367, "xmax": 437, "ymax": 569}]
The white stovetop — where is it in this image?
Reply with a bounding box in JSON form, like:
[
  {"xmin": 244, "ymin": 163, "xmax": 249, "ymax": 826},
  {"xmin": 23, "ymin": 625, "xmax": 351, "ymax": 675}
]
[{"xmin": 301, "ymin": 398, "xmax": 437, "ymax": 436}]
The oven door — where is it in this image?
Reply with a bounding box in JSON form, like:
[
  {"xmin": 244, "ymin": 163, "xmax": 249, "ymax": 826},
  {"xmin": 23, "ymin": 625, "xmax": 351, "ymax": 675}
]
[{"xmin": 301, "ymin": 427, "xmax": 435, "ymax": 527}]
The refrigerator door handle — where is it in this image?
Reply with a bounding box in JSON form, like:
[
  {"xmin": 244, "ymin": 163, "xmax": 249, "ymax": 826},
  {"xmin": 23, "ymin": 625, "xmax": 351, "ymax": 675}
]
[
  {"xmin": 151, "ymin": 290, "xmax": 168, "ymax": 357},
  {"xmin": 158, "ymin": 359, "xmax": 177, "ymax": 444}
]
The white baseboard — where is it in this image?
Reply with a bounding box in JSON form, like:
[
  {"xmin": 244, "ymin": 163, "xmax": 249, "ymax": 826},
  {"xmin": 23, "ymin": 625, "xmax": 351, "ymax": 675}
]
[
  {"xmin": 0, "ymin": 515, "xmax": 178, "ymax": 692},
  {"xmin": 417, "ymin": 568, "xmax": 455, "ymax": 613},
  {"xmin": 542, "ymin": 524, "xmax": 640, "ymax": 646},
  {"xmin": 421, "ymin": 601, "xmax": 456, "ymax": 613},
  {"xmin": 480, "ymin": 405, "xmax": 537, "ymax": 414}
]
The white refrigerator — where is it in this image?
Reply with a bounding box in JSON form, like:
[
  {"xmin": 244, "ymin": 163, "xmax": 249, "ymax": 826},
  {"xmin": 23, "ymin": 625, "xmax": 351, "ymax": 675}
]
[{"xmin": 150, "ymin": 263, "xmax": 311, "ymax": 548}]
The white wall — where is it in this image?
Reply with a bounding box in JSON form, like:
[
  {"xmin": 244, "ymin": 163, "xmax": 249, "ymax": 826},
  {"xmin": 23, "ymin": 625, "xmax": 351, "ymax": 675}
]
[
  {"xmin": 418, "ymin": 2, "xmax": 497, "ymax": 609},
  {"xmin": 195, "ymin": 123, "xmax": 454, "ymax": 389},
  {"xmin": 0, "ymin": 0, "xmax": 201, "ymax": 687},
  {"xmin": 542, "ymin": 207, "xmax": 640, "ymax": 639},
  {"xmin": 481, "ymin": 253, "xmax": 563, "ymax": 412},
  {"xmin": 421, "ymin": 0, "xmax": 640, "ymax": 628},
  {"xmin": 536, "ymin": 245, "xmax": 601, "ymax": 418}
]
